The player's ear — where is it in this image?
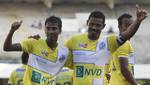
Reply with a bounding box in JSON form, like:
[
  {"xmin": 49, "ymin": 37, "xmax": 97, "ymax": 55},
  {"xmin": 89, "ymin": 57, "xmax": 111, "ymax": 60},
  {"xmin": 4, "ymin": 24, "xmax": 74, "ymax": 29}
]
[
  {"xmin": 87, "ymin": 20, "xmax": 89, "ymax": 26},
  {"xmin": 58, "ymin": 27, "xmax": 62, "ymax": 34},
  {"xmin": 102, "ymin": 23, "xmax": 106, "ymax": 29}
]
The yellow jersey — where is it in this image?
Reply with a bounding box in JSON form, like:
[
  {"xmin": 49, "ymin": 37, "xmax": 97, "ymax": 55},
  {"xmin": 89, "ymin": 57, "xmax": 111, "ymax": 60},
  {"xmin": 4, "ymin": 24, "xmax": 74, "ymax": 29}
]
[
  {"xmin": 56, "ymin": 67, "xmax": 73, "ymax": 85},
  {"xmin": 21, "ymin": 38, "xmax": 69, "ymax": 85},
  {"xmin": 8, "ymin": 65, "xmax": 26, "ymax": 85},
  {"xmin": 109, "ymin": 41, "xmax": 134, "ymax": 85},
  {"xmin": 65, "ymin": 33, "xmax": 119, "ymax": 85}
]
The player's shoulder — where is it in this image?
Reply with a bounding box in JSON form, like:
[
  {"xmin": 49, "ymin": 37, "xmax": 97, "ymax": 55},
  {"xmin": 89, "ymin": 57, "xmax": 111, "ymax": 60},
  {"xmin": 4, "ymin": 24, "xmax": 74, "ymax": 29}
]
[
  {"xmin": 23, "ymin": 38, "xmax": 44, "ymax": 42},
  {"xmin": 69, "ymin": 33, "xmax": 87, "ymax": 40}
]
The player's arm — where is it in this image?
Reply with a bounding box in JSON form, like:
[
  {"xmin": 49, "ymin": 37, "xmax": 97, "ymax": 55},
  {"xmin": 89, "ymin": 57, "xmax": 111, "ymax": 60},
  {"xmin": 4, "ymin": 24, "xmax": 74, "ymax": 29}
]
[
  {"xmin": 3, "ymin": 21, "xmax": 22, "ymax": 51},
  {"xmin": 120, "ymin": 57, "xmax": 137, "ymax": 85},
  {"xmin": 117, "ymin": 5, "xmax": 147, "ymax": 45}
]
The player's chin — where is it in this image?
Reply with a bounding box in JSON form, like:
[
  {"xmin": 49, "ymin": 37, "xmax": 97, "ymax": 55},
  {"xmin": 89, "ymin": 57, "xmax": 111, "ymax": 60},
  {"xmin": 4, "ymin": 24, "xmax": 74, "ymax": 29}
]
[
  {"xmin": 91, "ymin": 35, "xmax": 99, "ymax": 40},
  {"xmin": 47, "ymin": 37, "xmax": 55, "ymax": 41}
]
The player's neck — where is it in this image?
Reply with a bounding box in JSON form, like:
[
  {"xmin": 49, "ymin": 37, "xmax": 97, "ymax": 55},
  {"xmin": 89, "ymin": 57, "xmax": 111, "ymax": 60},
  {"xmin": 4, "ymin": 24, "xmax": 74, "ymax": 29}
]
[
  {"xmin": 88, "ymin": 35, "xmax": 99, "ymax": 41},
  {"xmin": 46, "ymin": 39, "xmax": 58, "ymax": 50}
]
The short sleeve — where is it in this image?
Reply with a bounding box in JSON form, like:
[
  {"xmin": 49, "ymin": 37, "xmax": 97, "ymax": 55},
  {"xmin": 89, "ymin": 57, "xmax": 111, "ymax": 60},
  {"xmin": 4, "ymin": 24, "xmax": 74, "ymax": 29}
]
[{"xmin": 107, "ymin": 34, "xmax": 118, "ymax": 53}]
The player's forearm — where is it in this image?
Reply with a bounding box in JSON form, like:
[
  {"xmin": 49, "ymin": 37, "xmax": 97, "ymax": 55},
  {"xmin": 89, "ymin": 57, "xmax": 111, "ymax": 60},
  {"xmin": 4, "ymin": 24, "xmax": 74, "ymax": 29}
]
[
  {"xmin": 3, "ymin": 29, "xmax": 15, "ymax": 51},
  {"xmin": 121, "ymin": 68, "xmax": 137, "ymax": 85},
  {"xmin": 120, "ymin": 19, "xmax": 141, "ymax": 40}
]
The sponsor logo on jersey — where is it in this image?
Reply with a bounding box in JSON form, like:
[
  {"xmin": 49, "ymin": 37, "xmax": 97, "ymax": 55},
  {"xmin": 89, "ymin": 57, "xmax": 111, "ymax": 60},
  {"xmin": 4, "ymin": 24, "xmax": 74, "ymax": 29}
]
[
  {"xmin": 79, "ymin": 43, "xmax": 88, "ymax": 48},
  {"xmin": 31, "ymin": 71, "xmax": 55, "ymax": 84},
  {"xmin": 32, "ymin": 70, "xmax": 41, "ymax": 84},
  {"xmin": 76, "ymin": 66, "xmax": 102, "ymax": 78}
]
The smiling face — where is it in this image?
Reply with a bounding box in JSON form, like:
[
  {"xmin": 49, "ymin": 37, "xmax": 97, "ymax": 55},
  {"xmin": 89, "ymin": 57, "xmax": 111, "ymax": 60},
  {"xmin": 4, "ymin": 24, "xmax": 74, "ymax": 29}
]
[{"xmin": 87, "ymin": 17, "xmax": 105, "ymax": 40}]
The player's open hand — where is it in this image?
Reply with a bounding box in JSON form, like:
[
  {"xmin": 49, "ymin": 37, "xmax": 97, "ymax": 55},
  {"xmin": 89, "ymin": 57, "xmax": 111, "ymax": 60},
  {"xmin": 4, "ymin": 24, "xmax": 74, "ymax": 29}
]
[
  {"xmin": 11, "ymin": 20, "xmax": 22, "ymax": 31},
  {"xmin": 136, "ymin": 4, "xmax": 148, "ymax": 22}
]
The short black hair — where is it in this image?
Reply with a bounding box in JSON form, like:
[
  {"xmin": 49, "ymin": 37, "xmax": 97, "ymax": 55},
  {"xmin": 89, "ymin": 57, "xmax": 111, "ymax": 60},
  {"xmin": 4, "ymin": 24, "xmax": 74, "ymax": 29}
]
[
  {"xmin": 88, "ymin": 11, "xmax": 105, "ymax": 24},
  {"xmin": 45, "ymin": 16, "xmax": 62, "ymax": 30},
  {"xmin": 118, "ymin": 13, "xmax": 132, "ymax": 26},
  {"xmin": 21, "ymin": 52, "xmax": 29, "ymax": 65}
]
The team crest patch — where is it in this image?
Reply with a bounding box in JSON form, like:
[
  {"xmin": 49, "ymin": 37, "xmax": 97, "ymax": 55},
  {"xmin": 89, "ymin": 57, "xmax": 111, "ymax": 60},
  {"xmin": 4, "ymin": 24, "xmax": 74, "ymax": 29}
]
[
  {"xmin": 59, "ymin": 55, "xmax": 66, "ymax": 63},
  {"xmin": 79, "ymin": 43, "xmax": 88, "ymax": 48},
  {"xmin": 99, "ymin": 42, "xmax": 105, "ymax": 50}
]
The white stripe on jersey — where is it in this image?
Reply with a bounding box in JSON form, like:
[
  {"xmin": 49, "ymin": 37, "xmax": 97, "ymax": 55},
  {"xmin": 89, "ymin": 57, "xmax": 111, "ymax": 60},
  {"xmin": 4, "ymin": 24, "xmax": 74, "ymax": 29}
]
[
  {"xmin": 28, "ymin": 46, "xmax": 69, "ymax": 76},
  {"xmin": 73, "ymin": 37, "xmax": 111, "ymax": 66}
]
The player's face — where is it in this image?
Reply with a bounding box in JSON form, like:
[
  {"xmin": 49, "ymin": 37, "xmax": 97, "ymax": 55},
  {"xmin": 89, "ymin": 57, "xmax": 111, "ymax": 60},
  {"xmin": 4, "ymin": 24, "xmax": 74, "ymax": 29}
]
[
  {"xmin": 87, "ymin": 17, "xmax": 105, "ymax": 40},
  {"xmin": 45, "ymin": 22, "xmax": 61, "ymax": 42},
  {"xmin": 120, "ymin": 18, "xmax": 133, "ymax": 32}
]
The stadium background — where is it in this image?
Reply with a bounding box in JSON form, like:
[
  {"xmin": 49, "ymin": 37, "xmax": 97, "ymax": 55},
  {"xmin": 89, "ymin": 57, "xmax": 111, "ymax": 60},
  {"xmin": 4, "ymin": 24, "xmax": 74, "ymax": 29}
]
[{"xmin": 0, "ymin": 0, "xmax": 150, "ymax": 84}]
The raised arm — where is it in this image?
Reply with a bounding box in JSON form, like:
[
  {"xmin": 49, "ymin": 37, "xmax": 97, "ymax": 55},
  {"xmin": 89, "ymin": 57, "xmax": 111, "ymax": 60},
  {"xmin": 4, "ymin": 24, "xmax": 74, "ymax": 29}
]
[
  {"xmin": 118, "ymin": 5, "xmax": 148, "ymax": 44},
  {"xmin": 3, "ymin": 21, "xmax": 22, "ymax": 51}
]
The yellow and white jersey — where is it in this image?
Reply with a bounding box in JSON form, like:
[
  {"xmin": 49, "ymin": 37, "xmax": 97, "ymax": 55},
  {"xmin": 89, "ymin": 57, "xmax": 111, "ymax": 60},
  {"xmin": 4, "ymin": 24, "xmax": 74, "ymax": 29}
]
[
  {"xmin": 109, "ymin": 41, "xmax": 134, "ymax": 85},
  {"xmin": 8, "ymin": 65, "xmax": 26, "ymax": 85},
  {"xmin": 56, "ymin": 67, "xmax": 73, "ymax": 85},
  {"xmin": 21, "ymin": 38, "xmax": 69, "ymax": 85},
  {"xmin": 65, "ymin": 33, "xmax": 119, "ymax": 85}
]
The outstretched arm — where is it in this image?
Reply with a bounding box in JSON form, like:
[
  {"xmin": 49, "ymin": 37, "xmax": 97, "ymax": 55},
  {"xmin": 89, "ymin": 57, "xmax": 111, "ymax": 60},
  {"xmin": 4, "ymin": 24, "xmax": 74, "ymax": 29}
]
[
  {"xmin": 118, "ymin": 5, "xmax": 148, "ymax": 45},
  {"xmin": 3, "ymin": 21, "xmax": 22, "ymax": 51}
]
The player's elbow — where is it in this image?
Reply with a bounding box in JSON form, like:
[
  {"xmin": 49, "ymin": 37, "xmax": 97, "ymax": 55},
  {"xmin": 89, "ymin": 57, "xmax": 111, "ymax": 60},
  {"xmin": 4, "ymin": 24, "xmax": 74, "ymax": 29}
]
[
  {"xmin": 3, "ymin": 47, "xmax": 9, "ymax": 51},
  {"xmin": 3, "ymin": 45, "xmax": 11, "ymax": 51}
]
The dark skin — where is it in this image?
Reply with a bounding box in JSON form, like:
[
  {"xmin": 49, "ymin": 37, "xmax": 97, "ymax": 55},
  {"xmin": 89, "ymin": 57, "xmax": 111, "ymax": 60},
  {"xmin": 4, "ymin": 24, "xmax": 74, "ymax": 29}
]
[
  {"xmin": 104, "ymin": 5, "xmax": 147, "ymax": 85},
  {"xmin": 118, "ymin": 5, "xmax": 147, "ymax": 85},
  {"xmin": 4, "ymin": 5, "xmax": 147, "ymax": 51},
  {"xmin": 45, "ymin": 22, "xmax": 61, "ymax": 50},
  {"xmin": 3, "ymin": 20, "xmax": 61, "ymax": 52},
  {"xmin": 120, "ymin": 57, "xmax": 136, "ymax": 85},
  {"xmin": 87, "ymin": 18, "xmax": 105, "ymax": 40},
  {"xmin": 86, "ymin": 5, "xmax": 147, "ymax": 43},
  {"xmin": 119, "ymin": 17, "xmax": 137, "ymax": 85}
]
